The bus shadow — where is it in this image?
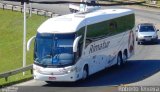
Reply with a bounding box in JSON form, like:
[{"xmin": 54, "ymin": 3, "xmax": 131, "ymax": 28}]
[{"xmin": 44, "ymin": 60, "xmax": 160, "ymax": 87}]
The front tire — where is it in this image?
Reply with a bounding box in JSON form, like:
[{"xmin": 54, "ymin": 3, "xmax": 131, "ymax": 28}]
[{"xmin": 82, "ymin": 66, "xmax": 88, "ymax": 80}]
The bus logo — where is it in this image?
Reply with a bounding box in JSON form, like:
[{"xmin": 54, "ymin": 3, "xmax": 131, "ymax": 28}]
[{"xmin": 89, "ymin": 41, "xmax": 110, "ymax": 54}]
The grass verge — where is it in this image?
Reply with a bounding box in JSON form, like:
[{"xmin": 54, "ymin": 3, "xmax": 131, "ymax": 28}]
[{"xmin": 0, "ymin": 9, "xmax": 48, "ymax": 87}]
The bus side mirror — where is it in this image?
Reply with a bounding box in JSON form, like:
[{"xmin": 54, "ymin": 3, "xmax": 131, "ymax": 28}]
[
  {"xmin": 27, "ymin": 36, "xmax": 36, "ymax": 51},
  {"xmin": 157, "ymin": 29, "xmax": 159, "ymax": 31},
  {"xmin": 73, "ymin": 36, "xmax": 82, "ymax": 52}
]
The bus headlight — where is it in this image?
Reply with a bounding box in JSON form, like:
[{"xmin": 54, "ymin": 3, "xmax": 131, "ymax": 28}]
[{"xmin": 62, "ymin": 66, "xmax": 77, "ymax": 74}]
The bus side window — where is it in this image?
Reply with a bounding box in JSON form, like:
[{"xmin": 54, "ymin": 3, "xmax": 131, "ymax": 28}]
[
  {"xmin": 109, "ymin": 22, "xmax": 117, "ymax": 30},
  {"xmin": 109, "ymin": 22, "xmax": 117, "ymax": 35}
]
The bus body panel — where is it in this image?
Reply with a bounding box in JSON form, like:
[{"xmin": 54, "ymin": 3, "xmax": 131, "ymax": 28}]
[
  {"xmin": 31, "ymin": 8, "xmax": 135, "ymax": 82},
  {"xmin": 33, "ymin": 30, "xmax": 134, "ymax": 82}
]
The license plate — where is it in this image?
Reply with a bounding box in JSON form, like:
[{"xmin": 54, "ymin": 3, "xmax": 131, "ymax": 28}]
[
  {"xmin": 49, "ymin": 77, "xmax": 56, "ymax": 80},
  {"xmin": 145, "ymin": 38, "xmax": 151, "ymax": 41}
]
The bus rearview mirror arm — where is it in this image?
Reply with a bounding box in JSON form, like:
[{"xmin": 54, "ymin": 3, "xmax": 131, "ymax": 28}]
[
  {"xmin": 27, "ymin": 36, "xmax": 36, "ymax": 51},
  {"xmin": 73, "ymin": 36, "xmax": 82, "ymax": 52}
]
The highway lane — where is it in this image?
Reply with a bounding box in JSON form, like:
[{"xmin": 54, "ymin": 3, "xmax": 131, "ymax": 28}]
[
  {"xmin": 1, "ymin": 0, "xmax": 160, "ymax": 19},
  {"xmin": 1, "ymin": 1, "xmax": 160, "ymax": 91},
  {"xmin": 2, "ymin": 1, "xmax": 160, "ymax": 24}
]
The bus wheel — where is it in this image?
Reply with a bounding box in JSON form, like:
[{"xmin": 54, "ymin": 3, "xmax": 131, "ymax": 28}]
[
  {"xmin": 123, "ymin": 50, "xmax": 128, "ymax": 64},
  {"xmin": 82, "ymin": 65, "xmax": 88, "ymax": 80},
  {"xmin": 117, "ymin": 53, "xmax": 123, "ymax": 67}
]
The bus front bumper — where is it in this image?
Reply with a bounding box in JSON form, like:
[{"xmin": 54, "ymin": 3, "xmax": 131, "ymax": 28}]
[{"xmin": 33, "ymin": 70, "xmax": 79, "ymax": 82}]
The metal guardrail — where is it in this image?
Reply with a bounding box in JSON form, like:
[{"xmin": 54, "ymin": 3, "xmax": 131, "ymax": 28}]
[
  {"xmin": 0, "ymin": 65, "xmax": 33, "ymax": 81},
  {"xmin": 107, "ymin": 0, "xmax": 160, "ymax": 8},
  {"xmin": 0, "ymin": 3, "xmax": 59, "ymax": 17},
  {"xmin": 142, "ymin": 3, "xmax": 160, "ymax": 8}
]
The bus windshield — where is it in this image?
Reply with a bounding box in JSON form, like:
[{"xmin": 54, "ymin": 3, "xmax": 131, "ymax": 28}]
[{"xmin": 34, "ymin": 33, "xmax": 76, "ymax": 67}]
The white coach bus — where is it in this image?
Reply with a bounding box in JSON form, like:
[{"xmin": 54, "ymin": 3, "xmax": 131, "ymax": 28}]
[{"xmin": 27, "ymin": 8, "xmax": 135, "ymax": 82}]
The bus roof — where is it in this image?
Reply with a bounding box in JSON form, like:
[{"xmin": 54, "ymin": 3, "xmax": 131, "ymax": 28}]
[{"xmin": 37, "ymin": 9, "xmax": 134, "ymax": 34}]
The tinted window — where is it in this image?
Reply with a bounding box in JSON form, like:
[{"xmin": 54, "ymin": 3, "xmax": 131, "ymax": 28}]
[{"xmin": 139, "ymin": 25, "xmax": 155, "ymax": 32}]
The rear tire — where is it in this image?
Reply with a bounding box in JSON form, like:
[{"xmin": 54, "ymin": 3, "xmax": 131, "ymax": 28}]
[
  {"xmin": 117, "ymin": 53, "xmax": 123, "ymax": 67},
  {"xmin": 123, "ymin": 50, "xmax": 128, "ymax": 64}
]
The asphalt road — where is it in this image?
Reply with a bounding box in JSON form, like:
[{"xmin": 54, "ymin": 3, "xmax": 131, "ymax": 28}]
[{"xmin": 1, "ymin": 1, "xmax": 160, "ymax": 92}]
